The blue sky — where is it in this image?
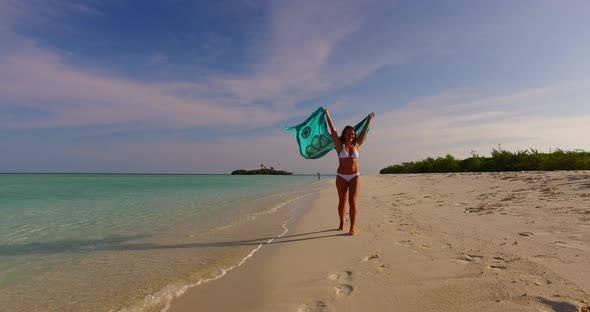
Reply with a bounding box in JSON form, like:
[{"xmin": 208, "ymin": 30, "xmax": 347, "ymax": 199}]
[{"xmin": 1, "ymin": 0, "xmax": 589, "ymax": 174}]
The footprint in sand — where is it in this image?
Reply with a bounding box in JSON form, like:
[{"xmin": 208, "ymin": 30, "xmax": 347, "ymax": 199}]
[
  {"xmin": 327, "ymin": 271, "xmax": 352, "ymax": 281},
  {"xmin": 301, "ymin": 271, "xmax": 349, "ymax": 311},
  {"xmin": 296, "ymin": 301, "xmax": 327, "ymax": 312},
  {"xmin": 334, "ymin": 284, "xmax": 354, "ymax": 297},
  {"xmin": 313, "ymin": 271, "xmax": 355, "ymax": 305},
  {"xmin": 518, "ymin": 232, "xmax": 534, "ymax": 237},
  {"xmin": 492, "ymin": 255, "xmax": 523, "ymax": 264},
  {"xmin": 518, "ymin": 273, "xmax": 552, "ymax": 287},
  {"xmin": 453, "ymin": 258, "xmax": 472, "ymax": 264},
  {"xmin": 395, "ymin": 239, "xmax": 412, "ymax": 246},
  {"xmin": 488, "ymin": 265, "xmax": 508, "ymax": 270},
  {"xmin": 454, "ymin": 254, "xmax": 483, "ymax": 263},
  {"xmin": 360, "ymin": 254, "xmax": 379, "ymax": 262},
  {"xmin": 377, "ymin": 264, "xmax": 391, "ymax": 272}
]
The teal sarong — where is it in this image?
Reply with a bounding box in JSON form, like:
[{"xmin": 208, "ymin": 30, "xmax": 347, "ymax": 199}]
[{"xmin": 285, "ymin": 107, "xmax": 371, "ymax": 159}]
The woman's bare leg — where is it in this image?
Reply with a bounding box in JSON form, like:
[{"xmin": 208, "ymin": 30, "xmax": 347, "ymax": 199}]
[
  {"xmin": 347, "ymin": 176, "xmax": 360, "ymax": 235},
  {"xmin": 335, "ymin": 176, "xmax": 348, "ymax": 230}
]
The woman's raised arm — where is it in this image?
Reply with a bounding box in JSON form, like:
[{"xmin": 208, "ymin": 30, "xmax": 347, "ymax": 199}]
[
  {"xmin": 356, "ymin": 112, "xmax": 375, "ymax": 146},
  {"xmin": 324, "ymin": 109, "xmax": 341, "ymax": 149}
]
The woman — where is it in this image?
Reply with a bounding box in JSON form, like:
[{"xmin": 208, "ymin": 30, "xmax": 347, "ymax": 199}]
[{"xmin": 324, "ymin": 109, "xmax": 375, "ymax": 235}]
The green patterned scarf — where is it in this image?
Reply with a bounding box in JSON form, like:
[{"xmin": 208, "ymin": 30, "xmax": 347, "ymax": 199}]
[{"xmin": 285, "ymin": 107, "xmax": 371, "ymax": 159}]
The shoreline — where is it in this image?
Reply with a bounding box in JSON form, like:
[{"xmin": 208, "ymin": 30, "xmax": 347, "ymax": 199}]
[
  {"xmin": 0, "ymin": 175, "xmax": 325, "ymax": 312},
  {"xmin": 168, "ymin": 172, "xmax": 590, "ymax": 311},
  {"xmin": 116, "ymin": 179, "xmax": 332, "ymax": 312},
  {"xmin": 167, "ymin": 181, "xmax": 356, "ymax": 312}
]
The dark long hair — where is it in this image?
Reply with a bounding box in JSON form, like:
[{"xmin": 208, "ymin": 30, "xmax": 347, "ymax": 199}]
[{"xmin": 339, "ymin": 125, "xmax": 357, "ymax": 144}]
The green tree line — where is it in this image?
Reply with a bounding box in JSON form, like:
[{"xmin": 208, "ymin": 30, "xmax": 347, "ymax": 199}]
[
  {"xmin": 380, "ymin": 149, "xmax": 590, "ymax": 174},
  {"xmin": 231, "ymin": 168, "xmax": 293, "ymax": 175}
]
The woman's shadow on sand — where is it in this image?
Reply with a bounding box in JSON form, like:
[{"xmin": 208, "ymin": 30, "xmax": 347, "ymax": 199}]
[{"xmin": 0, "ymin": 229, "xmax": 349, "ymax": 256}]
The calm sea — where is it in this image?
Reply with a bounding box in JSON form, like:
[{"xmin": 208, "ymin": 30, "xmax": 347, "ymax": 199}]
[{"xmin": 0, "ymin": 174, "xmax": 328, "ymax": 312}]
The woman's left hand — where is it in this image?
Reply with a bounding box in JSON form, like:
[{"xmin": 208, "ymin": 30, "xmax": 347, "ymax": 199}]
[{"xmin": 369, "ymin": 112, "xmax": 375, "ymax": 118}]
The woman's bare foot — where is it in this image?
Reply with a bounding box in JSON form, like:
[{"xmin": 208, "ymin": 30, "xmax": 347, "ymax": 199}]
[
  {"xmin": 338, "ymin": 222, "xmax": 344, "ymax": 231},
  {"xmin": 348, "ymin": 228, "xmax": 355, "ymax": 235}
]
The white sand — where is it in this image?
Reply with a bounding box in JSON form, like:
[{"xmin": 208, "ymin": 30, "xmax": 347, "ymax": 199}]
[{"xmin": 168, "ymin": 171, "xmax": 590, "ymax": 312}]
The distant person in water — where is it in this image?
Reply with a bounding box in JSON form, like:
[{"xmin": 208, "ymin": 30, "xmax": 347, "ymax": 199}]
[
  {"xmin": 324, "ymin": 109, "xmax": 375, "ymax": 235},
  {"xmin": 317, "ymin": 172, "xmax": 321, "ymax": 180}
]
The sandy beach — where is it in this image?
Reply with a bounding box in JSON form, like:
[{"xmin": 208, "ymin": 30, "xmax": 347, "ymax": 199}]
[{"xmin": 168, "ymin": 171, "xmax": 590, "ymax": 312}]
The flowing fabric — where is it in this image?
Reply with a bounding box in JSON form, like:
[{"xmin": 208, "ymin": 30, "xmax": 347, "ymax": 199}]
[{"xmin": 285, "ymin": 107, "xmax": 371, "ymax": 159}]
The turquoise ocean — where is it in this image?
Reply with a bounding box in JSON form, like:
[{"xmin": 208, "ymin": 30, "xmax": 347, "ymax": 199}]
[{"xmin": 0, "ymin": 174, "xmax": 328, "ymax": 312}]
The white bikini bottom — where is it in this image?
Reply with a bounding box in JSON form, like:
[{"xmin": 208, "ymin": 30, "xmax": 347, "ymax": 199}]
[{"xmin": 336, "ymin": 172, "xmax": 360, "ymax": 182}]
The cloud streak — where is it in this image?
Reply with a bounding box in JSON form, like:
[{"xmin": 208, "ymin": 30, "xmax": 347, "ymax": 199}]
[
  {"xmin": 0, "ymin": 48, "xmax": 285, "ymax": 129},
  {"xmin": 0, "ymin": 0, "xmax": 413, "ymax": 131},
  {"xmin": 3, "ymin": 79, "xmax": 589, "ymax": 173},
  {"xmin": 220, "ymin": 0, "xmax": 407, "ymax": 108}
]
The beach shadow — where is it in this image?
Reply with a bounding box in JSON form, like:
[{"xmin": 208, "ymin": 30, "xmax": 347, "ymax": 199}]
[
  {"xmin": 0, "ymin": 229, "xmax": 346, "ymax": 256},
  {"xmin": 0, "ymin": 234, "xmax": 148, "ymax": 256},
  {"xmin": 536, "ymin": 297, "xmax": 578, "ymax": 312}
]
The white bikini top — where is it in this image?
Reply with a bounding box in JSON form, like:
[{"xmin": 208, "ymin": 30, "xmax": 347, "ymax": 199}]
[{"xmin": 339, "ymin": 146, "xmax": 359, "ymax": 159}]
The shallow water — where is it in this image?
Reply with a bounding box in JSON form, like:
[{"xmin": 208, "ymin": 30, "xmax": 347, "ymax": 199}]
[{"xmin": 0, "ymin": 174, "xmax": 325, "ymax": 311}]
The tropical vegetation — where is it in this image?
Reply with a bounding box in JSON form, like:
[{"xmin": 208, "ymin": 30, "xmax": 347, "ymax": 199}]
[
  {"xmin": 380, "ymin": 149, "xmax": 590, "ymax": 174},
  {"xmin": 231, "ymin": 164, "xmax": 292, "ymax": 175}
]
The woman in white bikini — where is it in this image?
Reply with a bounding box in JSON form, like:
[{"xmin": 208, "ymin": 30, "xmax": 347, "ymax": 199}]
[{"xmin": 324, "ymin": 109, "xmax": 375, "ymax": 235}]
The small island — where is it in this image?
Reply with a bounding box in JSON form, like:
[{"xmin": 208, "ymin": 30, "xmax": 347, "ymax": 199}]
[{"xmin": 231, "ymin": 164, "xmax": 292, "ymax": 175}]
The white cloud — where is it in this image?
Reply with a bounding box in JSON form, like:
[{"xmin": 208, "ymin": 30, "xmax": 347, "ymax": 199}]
[
  {"xmin": 0, "ymin": 0, "xmax": 409, "ymax": 131},
  {"xmin": 219, "ymin": 0, "xmax": 406, "ymax": 109},
  {"xmin": 0, "ymin": 49, "xmax": 286, "ymax": 129}
]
